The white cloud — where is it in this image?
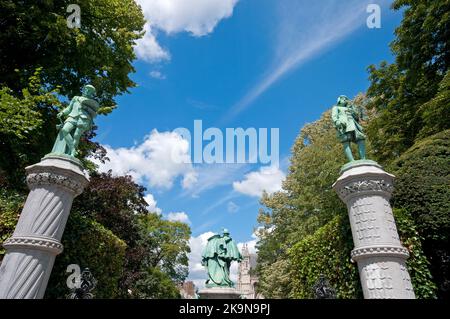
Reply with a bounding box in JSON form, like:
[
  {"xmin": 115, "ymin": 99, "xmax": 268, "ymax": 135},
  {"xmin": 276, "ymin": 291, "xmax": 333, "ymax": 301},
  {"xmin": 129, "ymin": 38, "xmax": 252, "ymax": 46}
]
[
  {"xmin": 134, "ymin": 0, "xmax": 239, "ymax": 62},
  {"xmin": 225, "ymin": 0, "xmax": 385, "ymax": 119},
  {"xmin": 143, "ymin": 193, "xmax": 162, "ymax": 214},
  {"xmin": 149, "ymin": 70, "xmax": 166, "ymax": 80},
  {"xmin": 233, "ymin": 166, "xmax": 285, "ymax": 197},
  {"xmin": 137, "ymin": 0, "xmax": 239, "ymax": 36},
  {"xmin": 94, "ymin": 130, "xmax": 197, "ymax": 190},
  {"xmin": 135, "ymin": 24, "xmax": 171, "ymax": 62},
  {"xmin": 167, "ymin": 211, "xmax": 191, "ymax": 224}
]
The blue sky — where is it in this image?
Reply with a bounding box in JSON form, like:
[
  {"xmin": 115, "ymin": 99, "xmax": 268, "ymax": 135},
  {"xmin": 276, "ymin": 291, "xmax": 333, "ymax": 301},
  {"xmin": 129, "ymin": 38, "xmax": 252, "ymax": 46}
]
[{"xmin": 93, "ymin": 0, "xmax": 403, "ymax": 285}]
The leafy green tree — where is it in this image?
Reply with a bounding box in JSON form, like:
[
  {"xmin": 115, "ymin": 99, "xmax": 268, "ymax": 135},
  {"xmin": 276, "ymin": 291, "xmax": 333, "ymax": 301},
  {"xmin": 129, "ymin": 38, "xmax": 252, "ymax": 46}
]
[
  {"xmin": 256, "ymin": 110, "xmax": 348, "ymax": 276},
  {"xmin": 0, "ymin": 0, "xmax": 145, "ymax": 187},
  {"xmin": 256, "ymin": 105, "xmax": 437, "ymax": 299},
  {"xmin": 46, "ymin": 212, "xmax": 127, "ymax": 299},
  {"xmin": 131, "ymin": 267, "xmax": 182, "ymax": 299},
  {"xmin": 138, "ymin": 213, "xmax": 191, "ymax": 284},
  {"xmin": 366, "ymin": 0, "xmax": 450, "ymax": 163},
  {"xmin": 0, "ymin": 68, "xmax": 61, "ymax": 187},
  {"xmin": 70, "ymin": 172, "xmax": 191, "ymax": 298},
  {"xmin": 390, "ymin": 130, "xmax": 450, "ymax": 298},
  {"xmin": 256, "ymin": 109, "xmax": 349, "ymax": 297},
  {"xmin": 71, "ymin": 171, "xmax": 149, "ymax": 296},
  {"xmin": 0, "ymin": 0, "xmax": 145, "ymax": 109}
]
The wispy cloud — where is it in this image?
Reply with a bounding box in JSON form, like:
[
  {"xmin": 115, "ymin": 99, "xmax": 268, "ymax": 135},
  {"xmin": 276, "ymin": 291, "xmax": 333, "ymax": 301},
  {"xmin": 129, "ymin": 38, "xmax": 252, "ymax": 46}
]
[{"xmin": 223, "ymin": 0, "xmax": 381, "ymax": 121}]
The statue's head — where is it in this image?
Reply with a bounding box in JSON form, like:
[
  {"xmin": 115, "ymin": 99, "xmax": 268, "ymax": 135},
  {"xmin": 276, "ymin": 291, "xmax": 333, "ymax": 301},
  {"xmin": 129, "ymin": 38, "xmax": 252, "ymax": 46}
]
[
  {"xmin": 82, "ymin": 84, "xmax": 96, "ymax": 98},
  {"xmin": 337, "ymin": 95, "xmax": 349, "ymax": 106},
  {"xmin": 222, "ymin": 228, "xmax": 230, "ymax": 237}
]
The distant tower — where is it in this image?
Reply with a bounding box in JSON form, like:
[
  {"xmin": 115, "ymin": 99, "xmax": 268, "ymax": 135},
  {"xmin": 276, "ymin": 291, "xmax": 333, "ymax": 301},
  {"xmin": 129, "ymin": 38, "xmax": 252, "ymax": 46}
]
[{"xmin": 237, "ymin": 244, "xmax": 262, "ymax": 299}]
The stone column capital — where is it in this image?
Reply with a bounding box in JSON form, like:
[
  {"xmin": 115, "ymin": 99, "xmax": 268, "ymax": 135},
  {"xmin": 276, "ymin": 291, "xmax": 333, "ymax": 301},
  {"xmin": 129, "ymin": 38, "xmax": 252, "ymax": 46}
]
[
  {"xmin": 332, "ymin": 162, "xmax": 395, "ymax": 202},
  {"xmin": 25, "ymin": 155, "xmax": 89, "ymax": 196}
]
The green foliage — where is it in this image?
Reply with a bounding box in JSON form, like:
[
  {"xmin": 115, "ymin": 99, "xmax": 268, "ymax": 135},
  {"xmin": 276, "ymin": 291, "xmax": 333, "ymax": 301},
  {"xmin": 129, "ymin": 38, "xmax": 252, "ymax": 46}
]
[
  {"xmin": 71, "ymin": 172, "xmax": 191, "ymax": 298},
  {"xmin": 257, "ymin": 257, "xmax": 294, "ymax": 299},
  {"xmin": 366, "ymin": 0, "xmax": 450, "ymax": 163},
  {"xmin": 45, "ymin": 212, "xmax": 127, "ymax": 299},
  {"xmin": 0, "ymin": 189, "xmax": 24, "ymax": 259},
  {"xmin": 0, "ymin": 68, "xmax": 61, "ymax": 187},
  {"xmin": 138, "ymin": 213, "xmax": 191, "ymax": 284},
  {"xmin": 256, "ymin": 106, "xmax": 368, "ymax": 298},
  {"xmin": 0, "ymin": 0, "xmax": 145, "ymax": 108},
  {"xmin": 257, "ymin": 110, "xmax": 347, "ymax": 267},
  {"xmin": 390, "ymin": 130, "xmax": 450, "ymax": 298},
  {"xmin": 289, "ymin": 215, "xmax": 361, "ymax": 299},
  {"xmin": 131, "ymin": 267, "xmax": 181, "ymax": 299},
  {"xmin": 419, "ymin": 71, "xmax": 450, "ymax": 139},
  {"xmin": 288, "ymin": 210, "xmax": 437, "ymax": 299},
  {"xmin": 394, "ymin": 208, "xmax": 437, "ymax": 299}
]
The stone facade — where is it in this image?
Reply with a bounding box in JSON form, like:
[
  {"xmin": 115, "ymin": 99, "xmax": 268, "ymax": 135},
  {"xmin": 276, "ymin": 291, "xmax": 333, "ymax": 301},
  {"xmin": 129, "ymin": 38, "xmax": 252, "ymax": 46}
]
[
  {"xmin": 237, "ymin": 244, "xmax": 263, "ymax": 299},
  {"xmin": 179, "ymin": 281, "xmax": 197, "ymax": 299},
  {"xmin": 333, "ymin": 161, "xmax": 415, "ymax": 299}
]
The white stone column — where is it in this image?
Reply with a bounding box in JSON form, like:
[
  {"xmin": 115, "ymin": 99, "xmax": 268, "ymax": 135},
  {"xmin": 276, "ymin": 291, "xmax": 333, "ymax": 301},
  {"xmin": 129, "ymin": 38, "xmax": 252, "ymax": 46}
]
[
  {"xmin": 0, "ymin": 155, "xmax": 89, "ymax": 299},
  {"xmin": 332, "ymin": 161, "xmax": 415, "ymax": 299}
]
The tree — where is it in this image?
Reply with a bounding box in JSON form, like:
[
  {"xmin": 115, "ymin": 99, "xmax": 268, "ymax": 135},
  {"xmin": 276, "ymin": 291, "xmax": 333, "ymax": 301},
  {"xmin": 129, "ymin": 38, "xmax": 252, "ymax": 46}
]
[
  {"xmin": 0, "ymin": 0, "xmax": 146, "ymax": 187},
  {"xmin": 256, "ymin": 109, "xmax": 350, "ymax": 297},
  {"xmin": 390, "ymin": 130, "xmax": 450, "ymax": 298},
  {"xmin": 257, "ymin": 110, "xmax": 348, "ymax": 271},
  {"xmin": 138, "ymin": 213, "xmax": 191, "ymax": 284},
  {"xmin": 71, "ymin": 171, "xmax": 149, "ymax": 296},
  {"xmin": 0, "ymin": 0, "xmax": 145, "ymax": 109},
  {"xmin": 0, "ymin": 68, "xmax": 61, "ymax": 187},
  {"xmin": 70, "ymin": 171, "xmax": 191, "ymax": 298},
  {"xmin": 366, "ymin": 0, "xmax": 450, "ymax": 163},
  {"xmin": 256, "ymin": 105, "xmax": 437, "ymax": 298}
]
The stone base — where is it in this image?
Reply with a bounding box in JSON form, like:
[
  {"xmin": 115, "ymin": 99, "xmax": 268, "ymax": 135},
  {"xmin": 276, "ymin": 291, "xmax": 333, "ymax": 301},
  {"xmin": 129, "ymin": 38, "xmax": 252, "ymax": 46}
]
[{"xmin": 198, "ymin": 287, "xmax": 241, "ymax": 299}]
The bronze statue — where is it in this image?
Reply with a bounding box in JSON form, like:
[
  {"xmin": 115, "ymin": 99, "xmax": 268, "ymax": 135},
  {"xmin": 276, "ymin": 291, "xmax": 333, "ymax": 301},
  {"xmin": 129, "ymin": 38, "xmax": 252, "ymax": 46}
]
[
  {"xmin": 51, "ymin": 85, "xmax": 99, "ymax": 157},
  {"xmin": 331, "ymin": 95, "xmax": 367, "ymax": 162}
]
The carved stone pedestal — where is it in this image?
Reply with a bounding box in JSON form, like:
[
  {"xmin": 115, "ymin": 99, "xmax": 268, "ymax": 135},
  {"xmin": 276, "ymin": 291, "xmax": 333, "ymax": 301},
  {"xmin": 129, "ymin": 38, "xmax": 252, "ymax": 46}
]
[
  {"xmin": 0, "ymin": 155, "xmax": 89, "ymax": 299},
  {"xmin": 332, "ymin": 160, "xmax": 415, "ymax": 299},
  {"xmin": 198, "ymin": 287, "xmax": 241, "ymax": 299}
]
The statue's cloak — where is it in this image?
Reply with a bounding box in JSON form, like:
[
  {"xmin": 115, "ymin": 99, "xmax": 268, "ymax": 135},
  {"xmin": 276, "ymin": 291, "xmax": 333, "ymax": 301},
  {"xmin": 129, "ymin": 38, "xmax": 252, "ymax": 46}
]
[{"xmin": 201, "ymin": 234, "xmax": 242, "ymax": 287}]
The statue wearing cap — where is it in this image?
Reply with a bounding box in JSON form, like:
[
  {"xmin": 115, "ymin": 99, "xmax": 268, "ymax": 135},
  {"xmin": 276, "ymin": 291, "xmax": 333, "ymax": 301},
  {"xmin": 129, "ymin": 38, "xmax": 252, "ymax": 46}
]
[
  {"xmin": 331, "ymin": 95, "xmax": 367, "ymax": 162},
  {"xmin": 201, "ymin": 229, "xmax": 242, "ymax": 288},
  {"xmin": 51, "ymin": 84, "xmax": 99, "ymax": 157}
]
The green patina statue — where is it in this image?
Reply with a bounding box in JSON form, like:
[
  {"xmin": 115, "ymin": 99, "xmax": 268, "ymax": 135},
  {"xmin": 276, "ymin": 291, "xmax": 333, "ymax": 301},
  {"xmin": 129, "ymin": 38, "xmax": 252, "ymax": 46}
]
[
  {"xmin": 331, "ymin": 95, "xmax": 367, "ymax": 162},
  {"xmin": 201, "ymin": 229, "xmax": 242, "ymax": 288},
  {"xmin": 50, "ymin": 85, "xmax": 99, "ymax": 157}
]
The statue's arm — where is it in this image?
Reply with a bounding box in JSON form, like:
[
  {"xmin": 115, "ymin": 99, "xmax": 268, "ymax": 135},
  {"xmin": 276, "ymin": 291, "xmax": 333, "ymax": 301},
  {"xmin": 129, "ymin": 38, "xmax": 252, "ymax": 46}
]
[
  {"xmin": 58, "ymin": 97, "xmax": 75, "ymax": 118},
  {"xmin": 331, "ymin": 106, "xmax": 341, "ymax": 128}
]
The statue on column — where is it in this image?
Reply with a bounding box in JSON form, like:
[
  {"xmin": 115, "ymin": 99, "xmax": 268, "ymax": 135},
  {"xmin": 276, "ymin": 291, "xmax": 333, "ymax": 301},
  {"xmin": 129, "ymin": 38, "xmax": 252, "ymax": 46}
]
[
  {"xmin": 51, "ymin": 84, "xmax": 99, "ymax": 157},
  {"xmin": 201, "ymin": 229, "xmax": 242, "ymax": 288},
  {"xmin": 331, "ymin": 95, "xmax": 367, "ymax": 162}
]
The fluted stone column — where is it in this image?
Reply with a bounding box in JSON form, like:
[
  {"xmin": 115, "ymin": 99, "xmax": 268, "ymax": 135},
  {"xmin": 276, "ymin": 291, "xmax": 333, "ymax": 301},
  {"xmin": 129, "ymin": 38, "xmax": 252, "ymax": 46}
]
[
  {"xmin": 333, "ymin": 161, "xmax": 415, "ymax": 299},
  {"xmin": 0, "ymin": 155, "xmax": 89, "ymax": 299}
]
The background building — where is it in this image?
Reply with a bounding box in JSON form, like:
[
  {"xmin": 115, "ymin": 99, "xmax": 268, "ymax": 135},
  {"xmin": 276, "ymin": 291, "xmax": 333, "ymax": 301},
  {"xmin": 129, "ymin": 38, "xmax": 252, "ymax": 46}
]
[{"xmin": 237, "ymin": 244, "xmax": 263, "ymax": 299}]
